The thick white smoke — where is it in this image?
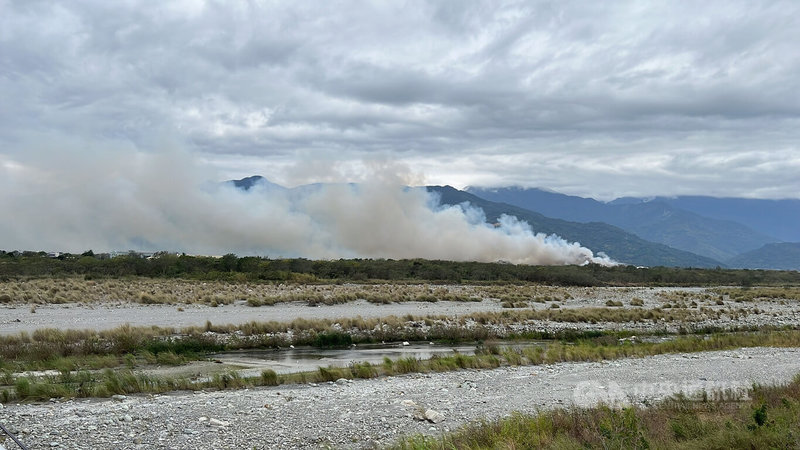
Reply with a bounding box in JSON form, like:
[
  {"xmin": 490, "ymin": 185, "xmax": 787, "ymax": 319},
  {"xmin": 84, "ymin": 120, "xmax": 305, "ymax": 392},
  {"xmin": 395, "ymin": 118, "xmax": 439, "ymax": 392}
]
[{"xmin": 0, "ymin": 150, "xmax": 614, "ymax": 266}]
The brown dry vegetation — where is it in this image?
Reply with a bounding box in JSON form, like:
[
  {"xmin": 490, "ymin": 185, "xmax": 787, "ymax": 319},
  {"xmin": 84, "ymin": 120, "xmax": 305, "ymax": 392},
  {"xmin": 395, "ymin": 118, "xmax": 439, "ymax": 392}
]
[
  {"xmin": 712, "ymin": 286, "xmax": 800, "ymax": 303},
  {"xmin": 0, "ymin": 278, "xmax": 577, "ymax": 306}
]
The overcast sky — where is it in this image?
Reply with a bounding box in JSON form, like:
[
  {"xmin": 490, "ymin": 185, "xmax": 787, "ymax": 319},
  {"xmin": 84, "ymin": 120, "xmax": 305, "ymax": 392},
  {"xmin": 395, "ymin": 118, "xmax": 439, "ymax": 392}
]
[{"xmin": 2, "ymin": 0, "xmax": 799, "ymax": 200}]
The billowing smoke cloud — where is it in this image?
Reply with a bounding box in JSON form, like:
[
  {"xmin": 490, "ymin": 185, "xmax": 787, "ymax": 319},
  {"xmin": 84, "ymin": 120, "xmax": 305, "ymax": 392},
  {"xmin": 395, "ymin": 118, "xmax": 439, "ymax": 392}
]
[{"xmin": 0, "ymin": 150, "xmax": 614, "ymax": 266}]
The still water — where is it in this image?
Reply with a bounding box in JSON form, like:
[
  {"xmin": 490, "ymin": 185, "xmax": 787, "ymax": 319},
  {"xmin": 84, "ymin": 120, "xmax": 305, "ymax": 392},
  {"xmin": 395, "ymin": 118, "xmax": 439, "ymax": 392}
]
[{"xmin": 212, "ymin": 341, "xmax": 529, "ymax": 374}]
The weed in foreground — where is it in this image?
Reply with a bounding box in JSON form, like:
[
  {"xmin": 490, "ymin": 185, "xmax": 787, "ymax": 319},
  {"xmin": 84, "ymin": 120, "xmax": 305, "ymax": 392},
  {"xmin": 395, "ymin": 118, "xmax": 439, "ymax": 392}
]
[{"xmin": 391, "ymin": 375, "xmax": 800, "ymax": 449}]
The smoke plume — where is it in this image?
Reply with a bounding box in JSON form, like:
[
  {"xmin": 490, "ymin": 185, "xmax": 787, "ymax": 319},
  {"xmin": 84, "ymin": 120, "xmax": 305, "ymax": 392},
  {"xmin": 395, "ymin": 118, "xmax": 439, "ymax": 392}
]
[{"xmin": 0, "ymin": 150, "xmax": 614, "ymax": 266}]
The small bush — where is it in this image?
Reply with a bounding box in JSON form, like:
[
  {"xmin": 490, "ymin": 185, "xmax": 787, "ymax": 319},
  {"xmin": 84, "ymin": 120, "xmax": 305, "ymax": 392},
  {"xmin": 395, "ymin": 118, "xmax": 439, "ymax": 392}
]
[
  {"xmin": 752, "ymin": 404, "xmax": 767, "ymax": 427},
  {"xmin": 313, "ymin": 331, "xmax": 353, "ymax": 348},
  {"xmin": 15, "ymin": 377, "xmax": 31, "ymax": 398},
  {"xmin": 260, "ymin": 369, "xmax": 279, "ymax": 386},
  {"xmin": 350, "ymin": 362, "xmax": 377, "ymax": 379},
  {"xmin": 382, "ymin": 357, "xmax": 394, "ymax": 375},
  {"xmin": 156, "ymin": 351, "xmax": 184, "ymax": 366},
  {"xmin": 317, "ymin": 366, "xmax": 344, "ymax": 382},
  {"xmin": 395, "ymin": 357, "xmax": 421, "ymax": 374},
  {"xmin": 212, "ymin": 371, "xmax": 244, "ymax": 389}
]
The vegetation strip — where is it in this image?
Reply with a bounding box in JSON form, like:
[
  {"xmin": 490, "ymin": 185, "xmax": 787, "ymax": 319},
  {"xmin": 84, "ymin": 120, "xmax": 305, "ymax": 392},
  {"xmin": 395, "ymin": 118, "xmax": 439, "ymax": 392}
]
[
  {"xmin": 3, "ymin": 330, "xmax": 800, "ymax": 402},
  {"xmin": 5, "ymin": 277, "xmax": 795, "ymax": 308},
  {"xmin": 391, "ymin": 374, "xmax": 800, "ymax": 449},
  {"xmin": 2, "ymin": 301, "xmax": 792, "ymax": 372},
  {"xmin": 3, "ymin": 252, "xmax": 800, "ymax": 286}
]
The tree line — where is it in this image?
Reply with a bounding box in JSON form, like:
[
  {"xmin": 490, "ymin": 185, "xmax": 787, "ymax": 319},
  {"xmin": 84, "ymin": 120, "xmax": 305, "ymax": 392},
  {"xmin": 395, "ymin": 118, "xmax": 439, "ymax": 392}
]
[{"xmin": 1, "ymin": 250, "xmax": 798, "ymax": 286}]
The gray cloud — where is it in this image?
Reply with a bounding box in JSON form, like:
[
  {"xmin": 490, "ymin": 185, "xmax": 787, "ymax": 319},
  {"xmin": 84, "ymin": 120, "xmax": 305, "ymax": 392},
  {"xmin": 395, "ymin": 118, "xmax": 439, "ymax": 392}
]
[{"xmin": 1, "ymin": 0, "xmax": 799, "ymax": 199}]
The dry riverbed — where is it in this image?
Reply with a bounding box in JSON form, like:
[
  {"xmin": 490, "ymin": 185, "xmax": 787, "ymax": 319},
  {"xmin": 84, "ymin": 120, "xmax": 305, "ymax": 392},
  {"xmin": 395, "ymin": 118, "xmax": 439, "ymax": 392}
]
[
  {"xmin": 2, "ymin": 283, "xmax": 800, "ymax": 449},
  {"xmin": 1, "ymin": 347, "xmax": 798, "ymax": 449},
  {"xmin": 2, "ymin": 286, "xmax": 800, "ymax": 335}
]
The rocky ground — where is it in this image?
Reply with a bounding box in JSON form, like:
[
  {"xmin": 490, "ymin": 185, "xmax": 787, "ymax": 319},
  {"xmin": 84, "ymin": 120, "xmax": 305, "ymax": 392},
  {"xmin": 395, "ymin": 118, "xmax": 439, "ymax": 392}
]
[
  {"xmin": 2, "ymin": 286, "xmax": 799, "ymax": 335},
  {"xmin": 1, "ymin": 298, "xmax": 503, "ymax": 335},
  {"xmin": 2, "ymin": 347, "xmax": 799, "ymax": 449}
]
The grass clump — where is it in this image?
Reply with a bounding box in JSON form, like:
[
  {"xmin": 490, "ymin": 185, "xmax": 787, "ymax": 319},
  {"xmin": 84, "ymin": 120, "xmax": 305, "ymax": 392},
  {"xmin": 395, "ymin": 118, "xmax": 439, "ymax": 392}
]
[
  {"xmin": 391, "ymin": 374, "xmax": 800, "ymax": 449},
  {"xmin": 260, "ymin": 369, "xmax": 279, "ymax": 386},
  {"xmin": 350, "ymin": 362, "xmax": 377, "ymax": 379},
  {"xmin": 313, "ymin": 331, "xmax": 353, "ymax": 348},
  {"xmin": 317, "ymin": 366, "xmax": 347, "ymax": 382}
]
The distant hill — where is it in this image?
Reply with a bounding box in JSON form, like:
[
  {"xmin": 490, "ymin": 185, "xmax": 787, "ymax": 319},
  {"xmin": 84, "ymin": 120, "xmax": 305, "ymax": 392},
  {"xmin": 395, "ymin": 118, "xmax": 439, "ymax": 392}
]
[
  {"xmin": 226, "ymin": 177, "xmax": 724, "ymax": 267},
  {"xmin": 467, "ymin": 187, "xmax": 777, "ymax": 261},
  {"xmin": 727, "ymin": 243, "xmax": 800, "ymax": 270},
  {"xmin": 640, "ymin": 196, "xmax": 800, "ymax": 243},
  {"xmin": 430, "ymin": 186, "xmax": 723, "ymax": 268},
  {"xmin": 227, "ymin": 175, "xmax": 285, "ymax": 192}
]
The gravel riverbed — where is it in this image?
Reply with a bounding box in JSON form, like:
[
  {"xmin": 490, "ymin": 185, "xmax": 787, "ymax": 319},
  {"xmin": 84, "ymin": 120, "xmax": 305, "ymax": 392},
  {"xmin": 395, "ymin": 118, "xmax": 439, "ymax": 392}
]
[
  {"xmin": 2, "ymin": 346, "xmax": 799, "ymax": 449},
  {"xmin": 3, "ymin": 286, "xmax": 800, "ymax": 335}
]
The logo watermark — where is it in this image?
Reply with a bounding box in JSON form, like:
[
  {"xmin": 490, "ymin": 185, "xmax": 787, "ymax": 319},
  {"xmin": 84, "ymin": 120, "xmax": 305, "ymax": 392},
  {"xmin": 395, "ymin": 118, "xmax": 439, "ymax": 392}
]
[{"xmin": 572, "ymin": 380, "xmax": 751, "ymax": 407}]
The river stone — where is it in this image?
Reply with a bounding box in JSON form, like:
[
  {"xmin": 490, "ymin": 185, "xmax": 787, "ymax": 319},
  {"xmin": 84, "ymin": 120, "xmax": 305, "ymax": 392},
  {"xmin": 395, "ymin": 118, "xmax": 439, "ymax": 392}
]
[
  {"xmin": 424, "ymin": 409, "xmax": 445, "ymax": 424},
  {"xmin": 209, "ymin": 418, "xmax": 230, "ymax": 427}
]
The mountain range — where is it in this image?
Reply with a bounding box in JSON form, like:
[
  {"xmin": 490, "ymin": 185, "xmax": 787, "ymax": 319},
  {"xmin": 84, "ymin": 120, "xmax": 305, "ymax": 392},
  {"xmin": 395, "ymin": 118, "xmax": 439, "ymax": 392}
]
[
  {"xmin": 465, "ymin": 187, "xmax": 784, "ymax": 262},
  {"xmin": 229, "ymin": 176, "xmax": 799, "ymax": 270}
]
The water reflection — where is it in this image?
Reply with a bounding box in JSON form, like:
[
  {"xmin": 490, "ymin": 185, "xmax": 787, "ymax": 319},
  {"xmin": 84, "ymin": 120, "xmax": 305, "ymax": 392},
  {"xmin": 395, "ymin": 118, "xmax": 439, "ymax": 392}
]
[{"xmin": 213, "ymin": 342, "xmax": 485, "ymax": 374}]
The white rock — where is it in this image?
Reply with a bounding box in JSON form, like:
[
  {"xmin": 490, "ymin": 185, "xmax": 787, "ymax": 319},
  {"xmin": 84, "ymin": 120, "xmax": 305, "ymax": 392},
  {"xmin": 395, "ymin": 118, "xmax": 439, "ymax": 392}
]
[
  {"xmin": 402, "ymin": 341, "xmax": 410, "ymax": 346},
  {"xmin": 400, "ymin": 400, "xmax": 417, "ymax": 407},
  {"xmin": 112, "ymin": 395, "xmax": 127, "ymax": 401},
  {"xmin": 424, "ymin": 409, "xmax": 445, "ymax": 424},
  {"xmin": 209, "ymin": 418, "xmax": 229, "ymax": 427}
]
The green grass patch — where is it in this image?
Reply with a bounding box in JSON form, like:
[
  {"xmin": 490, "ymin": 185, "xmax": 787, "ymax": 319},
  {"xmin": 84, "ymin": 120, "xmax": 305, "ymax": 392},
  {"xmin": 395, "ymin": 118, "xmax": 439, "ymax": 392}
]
[
  {"xmin": 5, "ymin": 330, "xmax": 800, "ymax": 402},
  {"xmin": 313, "ymin": 331, "xmax": 353, "ymax": 348},
  {"xmin": 391, "ymin": 374, "xmax": 800, "ymax": 449}
]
